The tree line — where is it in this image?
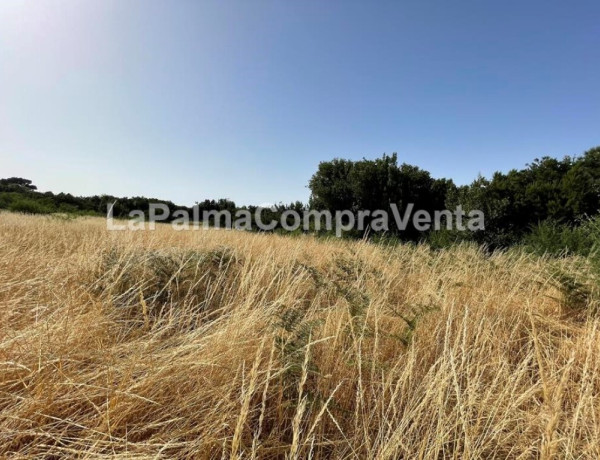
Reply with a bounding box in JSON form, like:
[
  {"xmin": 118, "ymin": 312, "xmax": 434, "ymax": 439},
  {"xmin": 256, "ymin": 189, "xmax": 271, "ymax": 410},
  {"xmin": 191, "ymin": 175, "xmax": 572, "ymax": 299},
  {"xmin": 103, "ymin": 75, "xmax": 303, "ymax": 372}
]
[
  {"xmin": 0, "ymin": 177, "xmax": 235, "ymax": 219},
  {"xmin": 309, "ymin": 146, "xmax": 600, "ymax": 248},
  {"xmin": 2, "ymin": 145, "xmax": 599, "ymax": 251}
]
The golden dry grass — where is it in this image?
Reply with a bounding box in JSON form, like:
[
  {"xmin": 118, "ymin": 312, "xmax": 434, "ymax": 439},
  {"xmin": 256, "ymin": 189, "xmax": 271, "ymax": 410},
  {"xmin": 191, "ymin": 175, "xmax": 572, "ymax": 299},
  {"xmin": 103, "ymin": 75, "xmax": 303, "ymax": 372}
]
[{"xmin": 1, "ymin": 212, "xmax": 599, "ymax": 459}]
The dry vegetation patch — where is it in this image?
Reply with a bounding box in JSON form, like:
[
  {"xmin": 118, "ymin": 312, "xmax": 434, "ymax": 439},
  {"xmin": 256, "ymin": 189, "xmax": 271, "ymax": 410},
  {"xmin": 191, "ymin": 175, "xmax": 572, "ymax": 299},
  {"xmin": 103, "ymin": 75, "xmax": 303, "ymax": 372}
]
[{"xmin": 1, "ymin": 212, "xmax": 599, "ymax": 458}]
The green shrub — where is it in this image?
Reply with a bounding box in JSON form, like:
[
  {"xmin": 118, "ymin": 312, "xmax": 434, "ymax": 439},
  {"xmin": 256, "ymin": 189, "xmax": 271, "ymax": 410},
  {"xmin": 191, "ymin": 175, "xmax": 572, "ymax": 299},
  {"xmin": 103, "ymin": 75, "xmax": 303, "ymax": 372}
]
[
  {"xmin": 523, "ymin": 218, "xmax": 600, "ymax": 257},
  {"xmin": 8, "ymin": 198, "xmax": 54, "ymax": 215},
  {"xmin": 423, "ymin": 228, "xmax": 474, "ymax": 250}
]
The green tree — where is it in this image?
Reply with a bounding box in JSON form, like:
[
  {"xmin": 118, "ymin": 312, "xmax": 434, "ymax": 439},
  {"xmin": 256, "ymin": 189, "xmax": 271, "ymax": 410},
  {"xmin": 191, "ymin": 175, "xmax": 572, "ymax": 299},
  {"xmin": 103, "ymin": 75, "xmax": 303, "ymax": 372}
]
[{"xmin": 0, "ymin": 177, "xmax": 37, "ymax": 191}]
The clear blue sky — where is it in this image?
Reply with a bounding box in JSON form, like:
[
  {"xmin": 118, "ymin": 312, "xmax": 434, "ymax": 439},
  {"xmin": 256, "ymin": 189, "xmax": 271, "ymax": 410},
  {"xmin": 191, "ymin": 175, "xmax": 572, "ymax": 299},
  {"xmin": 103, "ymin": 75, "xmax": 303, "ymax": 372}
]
[{"xmin": 1, "ymin": 0, "xmax": 598, "ymax": 206}]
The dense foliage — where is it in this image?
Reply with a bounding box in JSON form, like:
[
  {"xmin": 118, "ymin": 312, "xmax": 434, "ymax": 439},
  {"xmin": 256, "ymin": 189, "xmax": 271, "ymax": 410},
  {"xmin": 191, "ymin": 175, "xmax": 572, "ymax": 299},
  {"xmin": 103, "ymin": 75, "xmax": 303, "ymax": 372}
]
[{"xmin": 309, "ymin": 146, "xmax": 600, "ymax": 251}]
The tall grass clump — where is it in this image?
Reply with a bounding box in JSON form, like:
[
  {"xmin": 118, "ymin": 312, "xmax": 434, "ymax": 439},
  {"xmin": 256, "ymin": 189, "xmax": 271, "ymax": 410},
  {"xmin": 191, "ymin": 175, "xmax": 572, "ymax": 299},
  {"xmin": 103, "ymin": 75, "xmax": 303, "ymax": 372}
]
[{"xmin": 1, "ymin": 212, "xmax": 600, "ymax": 458}]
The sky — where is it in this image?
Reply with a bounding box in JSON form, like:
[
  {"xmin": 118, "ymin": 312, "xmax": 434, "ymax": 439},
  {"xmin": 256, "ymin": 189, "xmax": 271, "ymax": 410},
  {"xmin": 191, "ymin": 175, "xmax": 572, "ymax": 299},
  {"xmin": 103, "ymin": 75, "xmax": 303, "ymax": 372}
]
[{"xmin": 1, "ymin": 0, "xmax": 599, "ymax": 206}]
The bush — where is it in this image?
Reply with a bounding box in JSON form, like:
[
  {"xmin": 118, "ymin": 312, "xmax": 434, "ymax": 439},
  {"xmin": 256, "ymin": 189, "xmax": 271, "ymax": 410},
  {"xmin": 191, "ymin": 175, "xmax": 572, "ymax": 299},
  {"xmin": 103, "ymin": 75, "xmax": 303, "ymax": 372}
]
[
  {"xmin": 423, "ymin": 228, "xmax": 474, "ymax": 250},
  {"xmin": 8, "ymin": 198, "xmax": 54, "ymax": 215},
  {"xmin": 523, "ymin": 218, "xmax": 600, "ymax": 257}
]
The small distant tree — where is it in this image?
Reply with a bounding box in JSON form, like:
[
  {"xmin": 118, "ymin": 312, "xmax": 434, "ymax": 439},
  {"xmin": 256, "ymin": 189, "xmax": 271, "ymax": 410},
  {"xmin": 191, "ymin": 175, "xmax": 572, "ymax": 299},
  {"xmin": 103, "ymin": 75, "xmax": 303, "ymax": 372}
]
[{"xmin": 0, "ymin": 177, "xmax": 37, "ymax": 191}]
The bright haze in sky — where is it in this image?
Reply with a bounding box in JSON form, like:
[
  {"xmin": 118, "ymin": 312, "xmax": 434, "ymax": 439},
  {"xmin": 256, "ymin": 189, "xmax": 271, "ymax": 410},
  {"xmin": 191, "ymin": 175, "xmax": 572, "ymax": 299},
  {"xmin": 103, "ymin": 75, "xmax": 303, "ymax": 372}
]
[{"xmin": 1, "ymin": 0, "xmax": 598, "ymax": 206}]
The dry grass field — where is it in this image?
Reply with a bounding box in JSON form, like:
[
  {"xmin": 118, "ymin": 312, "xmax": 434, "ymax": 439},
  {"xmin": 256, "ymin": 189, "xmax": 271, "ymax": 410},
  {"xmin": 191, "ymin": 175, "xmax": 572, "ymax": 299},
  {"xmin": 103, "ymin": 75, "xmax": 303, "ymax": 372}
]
[{"xmin": 1, "ymin": 212, "xmax": 600, "ymax": 459}]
